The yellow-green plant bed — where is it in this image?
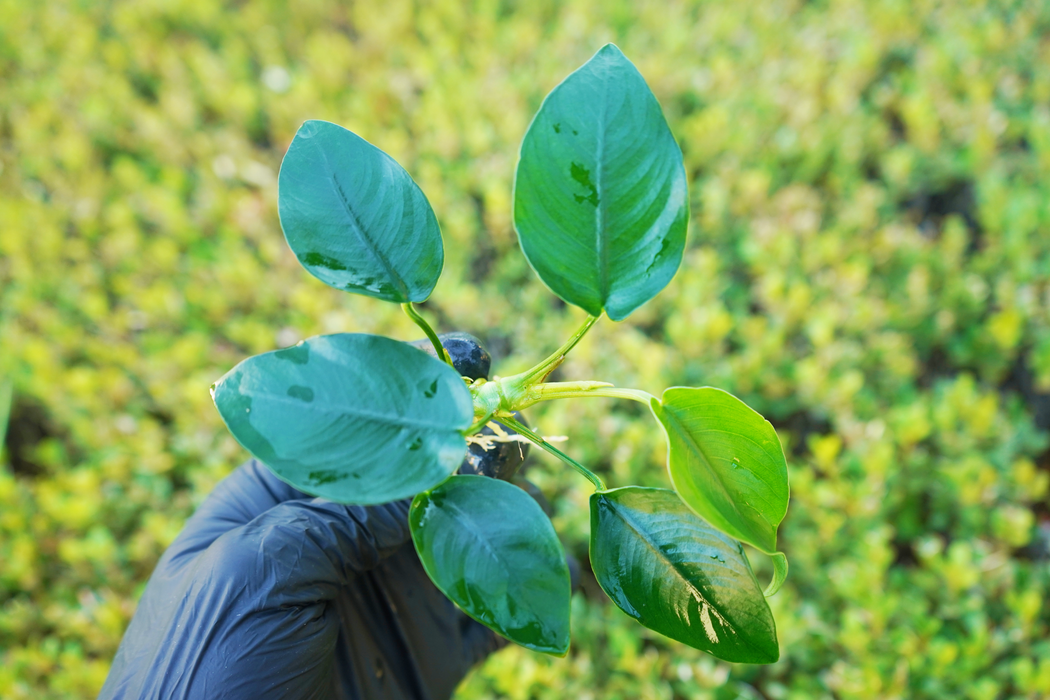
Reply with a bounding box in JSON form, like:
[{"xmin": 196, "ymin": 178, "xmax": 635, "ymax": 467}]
[{"xmin": 1, "ymin": 0, "xmax": 1049, "ymax": 698}]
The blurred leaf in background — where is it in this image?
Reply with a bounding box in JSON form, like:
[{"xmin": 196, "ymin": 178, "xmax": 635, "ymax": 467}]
[
  {"xmin": 0, "ymin": 380, "xmax": 12, "ymax": 451},
  {"xmin": 2, "ymin": 0, "xmax": 1050, "ymax": 698}
]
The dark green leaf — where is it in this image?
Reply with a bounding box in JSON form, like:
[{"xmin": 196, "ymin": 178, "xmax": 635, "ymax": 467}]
[
  {"xmin": 410, "ymin": 476, "xmax": 571, "ymax": 655},
  {"xmin": 651, "ymin": 388, "xmax": 789, "ymax": 554},
  {"xmin": 513, "ymin": 44, "xmax": 688, "ymax": 321},
  {"xmin": 211, "ymin": 334, "xmax": 472, "ymax": 503},
  {"xmin": 590, "ymin": 487, "xmax": 778, "ymax": 664},
  {"xmin": 278, "ymin": 120, "xmax": 443, "ymax": 302}
]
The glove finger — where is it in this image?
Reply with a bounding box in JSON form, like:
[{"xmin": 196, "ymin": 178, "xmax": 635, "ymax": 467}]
[
  {"xmin": 158, "ymin": 459, "xmax": 311, "ymax": 577},
  {"xmin": 103, "ymin": 492, "xmax": 410, "ymax": 700},
  {"xmin": 192, "ymin": 496, "xmax": 412, "ymax": 609},
  {"xmin": 458, "ymin": 611, "xmax": 510, "ymax": 667}
]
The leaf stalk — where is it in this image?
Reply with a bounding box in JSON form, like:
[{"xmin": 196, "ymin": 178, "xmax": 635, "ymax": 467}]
[
  {"xmin": 401, "ymin": 302, "xmax": 453, "ymax": 366},
  {"xmin": 518, "ymin": 383, "xmax": 656, "ymax": 408},
  {"xmin": 498, "ymin": 413, "xmax": 606, "ymax": 491},
  {"xmin": 517, "ymin": 314, "xmax": 600, "ymax": 385}
]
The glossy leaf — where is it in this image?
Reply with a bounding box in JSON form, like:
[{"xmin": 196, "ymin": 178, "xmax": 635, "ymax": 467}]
[
  {"xmin": 513, "ymin": 44, "xmax": 688, "ymax": 321},
  {"xmin": 278, "ymin": 120, "xmax": 443, "ymax": 302},
  {"xmin": 211, "ymin": 334, "xmax": 472, "ymax": 503},
  {"xmin": 410, "ymin": 476, "xmax": 571, "ymax": 655},
  {"xmin": 590, "ymin": 487, "xmax": 778, "ymax": 664},
  {"xmin": 651, "ymin": 387, "xmax": 789, "ymax": 554}
]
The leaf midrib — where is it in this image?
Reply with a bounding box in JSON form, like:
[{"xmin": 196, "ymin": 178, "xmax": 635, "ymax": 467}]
[
  {"xmin": 677, "ymin": 425, "xmax": 783, "ymax": 515},
  {"xmin": 594, "ymin": 80, "xmax": 608, "ymax": 303},
  {"xmin": 432, "ymin": 490, "xmax": 560, "ymax": 634},
  {"xmin": 440, "ymin": 496, "xmax": 513, "ymax": 584},
  {"xmin": 605, "ymin": 498, "xmax": 737, "ymax": 637},
  {"xmin": 315, "ymin": 140, "xmax": 411, "ymax": 300},
  {"xmin": 662, "ymin": 405, "xmax": 773, "ymax": 541},
  {"xmin": 233, "ymin": 385, "xmax": 464, "ymax": 432}
]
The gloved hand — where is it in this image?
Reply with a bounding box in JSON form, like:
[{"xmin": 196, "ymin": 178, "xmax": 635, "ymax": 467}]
[{"xmin": 100, "ymin": 333, "xmax": 532, "ymax": 700}]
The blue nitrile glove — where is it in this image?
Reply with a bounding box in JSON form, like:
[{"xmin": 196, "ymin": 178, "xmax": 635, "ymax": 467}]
[{"xmin": 99, "ymin": 333, "xmax": 552, "ymax": 700}]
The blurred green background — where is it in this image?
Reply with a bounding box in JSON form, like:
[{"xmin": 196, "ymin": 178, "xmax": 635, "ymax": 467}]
[{"xmin": 3, "ymin": 0, "xmax": 1050, "ymax": 697}]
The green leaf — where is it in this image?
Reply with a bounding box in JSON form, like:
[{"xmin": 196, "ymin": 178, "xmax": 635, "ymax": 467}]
[
  {"xmin": 590, "ymin": 487, "xmax": 778, "ymax": 664},
  {"xmin": 410, "ymin": 476, "xmax": 571, "ymax": 655},
  {"xmin": 651, "ymin": 387, "xmax": 789, "ymax": 554},
  {"xmin": 211, "ymin": 334, "xmax": 472, "ymax": 504},
  {"xmin": 278, "ymin": 120, "xmax": 443, "ymax": 303},
  {"xmin": 513, "ymin": 44, "xmax": 688, "ymax": 321}
]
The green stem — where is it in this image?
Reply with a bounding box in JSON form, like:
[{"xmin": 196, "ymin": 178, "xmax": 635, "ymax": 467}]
[
  {"xmin": 517, "ymin": 314, "xmax": 600, "ymax": 385},
  {"xmin": 498, "ymin": 414, "xmax": 606, "ymax": 491},
  {"xmin": 522, "ymin": 383, "xmax": 656, "ymax": 407},
  {"xmin": 401, "ymin": 302, "xmax": 452, "ymax": 366}
]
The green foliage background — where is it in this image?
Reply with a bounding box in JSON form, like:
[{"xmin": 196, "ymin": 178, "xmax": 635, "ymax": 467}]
[{"xmin": 2, "ymin": 0, "xmax": 1050, "ymax": 697}]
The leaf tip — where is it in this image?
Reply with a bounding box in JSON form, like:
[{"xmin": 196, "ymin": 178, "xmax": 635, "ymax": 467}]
[
  {"xmin": 751, "ymin": 643, "xmax": 780, "ymax": 665},
  {"xmin": 764, "ymin": 552, "xmax": 789, "ymax": 598},
  {"xmin": 294, "ymin": 118, "xmax": 332, "ymax": 141},
  {"xmin": 729, "ymin": 628, "xmax": 781, "ymax": 665}
]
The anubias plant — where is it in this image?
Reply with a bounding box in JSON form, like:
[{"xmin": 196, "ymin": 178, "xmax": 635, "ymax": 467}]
[{"xmin": 212, "ymin": 45, "xmax": 789, "ymax": 664}]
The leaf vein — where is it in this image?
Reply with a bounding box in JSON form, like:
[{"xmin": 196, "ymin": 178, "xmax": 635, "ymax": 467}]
[
  {"xmin": 241, "ymin": 389, "xmax": 461, "ymax": 432},
  {"xmin": 315, "ymin": 141, "xmax": 411, "ymax": 300},
  {"xmin": 594, "ymin": 78, "xmax": 608, "ymax": 301},
  {"xmin": 662, "ymin": 407, "xmax": 766, "ymax": 534},
  {"xmin": 606, "ymin": 500, "xmax": 738, "ymax": 632}
]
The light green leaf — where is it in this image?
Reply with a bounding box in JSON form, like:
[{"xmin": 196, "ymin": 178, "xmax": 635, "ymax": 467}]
[
  {"xmin": 411, "ymin": 476, "xmax": 571, "ymax": 655},
  {"xmin": 765, "ymin": 552, "xmax": 789, "ymax": 597},
  {"xmin": 278, "ymin": 120, "xmax": 443, "ymax": 302},
  {"xmin": 513, "ymin": 44, "xmax": 688, "ymax": 320},
  {"xmin": 211, "ymin": 334, "xmax": 472, "ymax": 503},
  {"xmin": 651, "ymin": 387, "xmax": 789, "ymax": 554},
  {"xmin": 590, "ymin": 487, "xmax": 778, "ymax": 663}
]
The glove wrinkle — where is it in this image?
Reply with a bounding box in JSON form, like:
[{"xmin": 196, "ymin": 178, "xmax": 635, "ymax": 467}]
[
  {"xmin": 100, "ymin": 460, "xmax": 506, "ymax": 700},
  {"xmin": 163, "ymin": 460, "xmax": 310, "ymax": 574},
  {"xmin": 329, "ymin": 571, "xmax": 422, "ymax": 700}
]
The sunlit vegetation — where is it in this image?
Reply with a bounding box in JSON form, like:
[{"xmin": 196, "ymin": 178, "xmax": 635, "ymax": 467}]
[{"xmin": 2, "ymin": 0, "xmax": 1049, "ymax": 697}]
